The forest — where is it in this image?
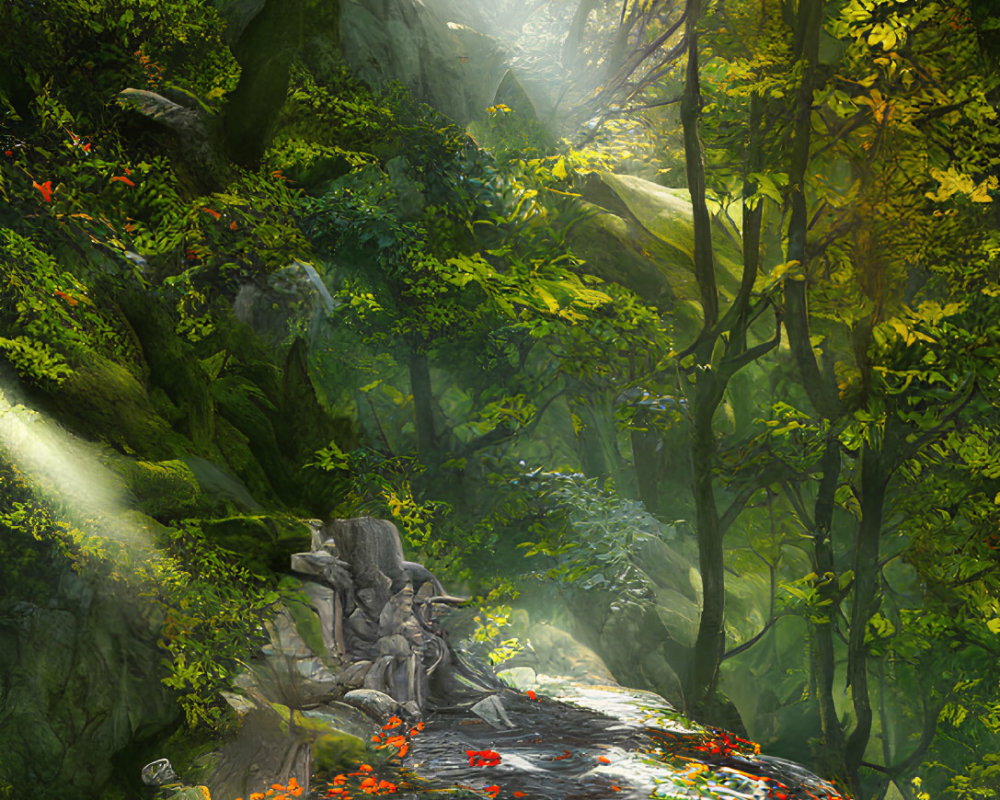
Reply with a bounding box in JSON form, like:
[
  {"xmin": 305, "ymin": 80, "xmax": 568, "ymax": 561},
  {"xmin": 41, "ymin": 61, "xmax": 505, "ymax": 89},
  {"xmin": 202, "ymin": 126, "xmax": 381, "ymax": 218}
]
[{"xmin": 2, "ymin": 1, "xmax": 1000, "ymax": 799}]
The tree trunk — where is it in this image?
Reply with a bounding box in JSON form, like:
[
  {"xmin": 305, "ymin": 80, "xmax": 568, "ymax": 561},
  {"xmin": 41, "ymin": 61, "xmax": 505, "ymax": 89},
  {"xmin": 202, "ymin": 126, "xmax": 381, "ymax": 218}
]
[
  {"xmin": 688, "ymin": 369, "xmax": 725, "ymax": 713},
  {"xmin": 679, "ymin": 0, "xmax": 726, "ymax": 715},
  {"xmin": 680, "ymin": 0, "xmax": 718, "ymax": 333},
  {"xmin": 810, "ymin": 435, "xmax": 848, "ymax": 782},
  {"xmin": 409, "ymin": 350, "xmax": 437, "ymax": 465},
  {"xmin": 844, "ymin": 440, "xmax": 889, "ymax": 788},
  {"xmin": 561, "ymin": 0, "xmax": 600, "ymax": 66}
]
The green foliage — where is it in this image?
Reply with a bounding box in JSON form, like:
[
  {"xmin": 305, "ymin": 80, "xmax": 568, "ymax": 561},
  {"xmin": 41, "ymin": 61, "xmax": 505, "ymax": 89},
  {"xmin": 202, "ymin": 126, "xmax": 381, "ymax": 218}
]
[
  {"xmin": 141, "ymin": 521, "xmax": 277, "ymax": 731},
  {"xmin": 465, "ymin": 580, "xmax": 524, "ymax": 667},
  {"xmin": 514, "ymin": 468, "xmax": 663, "ymax": 607},
  {"xmin": 310, "ymin": 445, "xmax": 453, "ymax": 561},
  {"xmin": 0, "ymin": 0, "xmax": 237, "ymax": 130},
  {"xmin": 0, "ymin": 458, "xmax": 278, "ymax": 734},
  {"xmin": 0, "ymin": 226, "xmax": 139, "ymax": 385}
]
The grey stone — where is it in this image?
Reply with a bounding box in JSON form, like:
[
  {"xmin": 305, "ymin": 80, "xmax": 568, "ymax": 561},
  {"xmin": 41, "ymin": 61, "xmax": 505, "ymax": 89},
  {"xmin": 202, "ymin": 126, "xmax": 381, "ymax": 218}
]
[
  {"xmin": 336, "ymin": 660, "xmax": 373, "ymax": 688},
  {"xmin": 343, "ymin": 688, "xmax": 400, "ymax": 719},
  {"xmin": 302, "ymin": 701, "xmax": 378, "ymax": 741},
  {"xmin": 290, "ymin": 550, "xmax": 353, "ymax": 588},
  {"xmin": 302, "ymin": 581, "xmax": 338, "ymax": 657},
  {"xmin": 496, "ymin": 666, "xmax": 537, "ymax": 691},
  {"xmin": 141, "ymin": 758, "xmax": 179, "ymax": 787},
  {"xmin": 471, "ymin": 694, "xmax": 514, "ymax": 729},
  {"xmin": 263, "ymin": 606, "xmax": 314, "ymax": 658}
]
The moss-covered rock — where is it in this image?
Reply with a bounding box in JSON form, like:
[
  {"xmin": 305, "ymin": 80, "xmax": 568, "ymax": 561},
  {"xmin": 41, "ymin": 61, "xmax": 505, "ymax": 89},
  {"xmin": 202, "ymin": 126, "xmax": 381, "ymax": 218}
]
[
  {"xmin": 47, "ymin": 351, "xmax": 187, "ymax": 458},
  {"xmin": 116, "ymin": 292, "xmax": 216, "ymax": 454},
  {"xmin": 197, "ymin": 515, "xmax": 311, "ymax": 576},
  {"xmin": 0, "ymin": 569, "xmax": 179, "ymax": 800},
  {"xmin": 276, "ymin": 575, "xmax": 330, "ymax": 659},
  {"xmin": 107, "ymin": 457, "xmax": 203, "ymax": 519}
]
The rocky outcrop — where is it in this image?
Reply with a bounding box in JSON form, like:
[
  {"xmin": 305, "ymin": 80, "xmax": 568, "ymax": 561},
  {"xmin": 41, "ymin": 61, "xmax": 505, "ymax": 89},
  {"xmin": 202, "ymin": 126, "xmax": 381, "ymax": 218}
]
[
  {"xmin": 340, "ymin": 0, "xmax": 507, "ymax": 124},
  {"xmin": 0, "ymin": 568, "xmax": 178, "ymax": 798},
  {"xmin": 205, "ymin": 516, "xmax": 500, "ymax": 799}
]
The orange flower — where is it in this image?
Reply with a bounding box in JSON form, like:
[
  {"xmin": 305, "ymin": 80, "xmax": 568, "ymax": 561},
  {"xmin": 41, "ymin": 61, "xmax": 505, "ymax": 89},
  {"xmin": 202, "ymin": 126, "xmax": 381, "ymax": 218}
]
[
  {"xmin": 526, "ymin": 690, "xmax": 537, "ymax": 700},
  {"xmin": 484, "ymin": 786, "xmax": 499, "ymax": 798},
  {"xmin": 553, "ymin": 749, "xmax": 572, "ymax": 761},
  {"xmin": 229, "ymin": 220, "xmax": 238, "ymax": 230},
  {"xmin": 201, "ymin": 207, "xmax": 221, "ymax": 220},
  {"xmin": 250, "ymin": 793, "xmax": 265, "ymax": 800},
  {"xmin": 466, "ymin": 749, "xmax": 501, "ymax": 767},
  {"xmin": 54, "ymin": 289, "xmax": 79, "ymax": 306},
  {"xmin": 332, "ymin": 775, "xmax": 348, "ymax": 786},
  {"xmin": 514, "ymin": 793, "xmax": 527, "ymax": 797},
  {"xmin": 82, "ymin": 142, "xmax": 92, "ymax": 152},
  {"xmin": 110, "ymin": 176, "xmax": 135, "ymax": 187},
  {"xmin": 358, "ymin": 764, "xmax": 373, "ymax": 773},
  {"xmin": 598, "ymin": 755, "xmax": 611, "ymax": 764},
  {"xmin": 382, "ymin": 716, "xmax": 403, "ymax": 730},
  {"xmin": 33, "ymin": 180, "xmax": 53, "ymax": 202}
]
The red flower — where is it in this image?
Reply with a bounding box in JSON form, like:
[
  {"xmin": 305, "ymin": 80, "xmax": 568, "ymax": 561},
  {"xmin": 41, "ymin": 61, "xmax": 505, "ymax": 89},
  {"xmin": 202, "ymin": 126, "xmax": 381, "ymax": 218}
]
[
  {"xmin": 82, "ymin": 142, "xmax": 92, "ymax": 152},
  {"xmin": 4, "ymin": 149, "xmax": 12, "ymax": 157},
  {"xmin": 33, "ymin": 180, "xmax": 53, "ymax": 202},
  {"xmin": 54, "ymin": 289, "xmax": 79, "ymax": 306},
  {"xmin": 229, "ymin": 220, "xmax": 238, "ymax": 230},
  {"xmin": 110, "ymin": 176, "xmax": 135, "ymax": 187},
  {"xmin": 526, "ymin": 690, "xmax": 537, "ymax": 701},
  {"xmin": 483, "ymin": 787, "xmax": 499, "ymax": 798},
  {"xmin": 553, "ymin": 749, "xmax": 572, "ymax": 761},
  {"xmin": 466, "ymin": 749, "xmax": 501, "ymax": 767},
  {"xmin": 201, "ymin": 206, "xmax": 221, "ymax": 220}
]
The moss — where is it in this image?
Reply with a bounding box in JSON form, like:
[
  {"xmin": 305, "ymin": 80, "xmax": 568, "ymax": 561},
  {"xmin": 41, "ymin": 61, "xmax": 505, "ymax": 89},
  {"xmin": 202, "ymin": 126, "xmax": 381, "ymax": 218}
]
[
  {"xmin": 197, "ymin": 515, "xmax": 310, "ymax": 576},
  {"xmin": 107, "ymin": 457, "xmax": 203, "ymax": 520},
  {"xmin": 273, "ymin": 337, "xmax": 354, "ymax": 512},
  {"xmin": 276, "ymin": 576, "xmax": 329, "ymax": 658},
  {"xmin": 48, "ymin": 350, "xmax": 188, "ymax": 459},
  {"xmin": 310, "ymin": 731, "xmax": 366, "ymax": 774},
  {"xmin": 117, "ymin": 291, "xmax": 216, "ymax": 453},
  {"xmin": 212, "ymin": 415, "xmax": 277, "ymax": 504}
]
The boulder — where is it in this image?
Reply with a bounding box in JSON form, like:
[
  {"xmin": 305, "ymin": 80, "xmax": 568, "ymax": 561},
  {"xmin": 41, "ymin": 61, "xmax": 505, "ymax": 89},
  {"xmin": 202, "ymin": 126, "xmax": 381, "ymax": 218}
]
[{"xmin": 343, "ymin": 688, "xmax": 400, "ymax": 719}]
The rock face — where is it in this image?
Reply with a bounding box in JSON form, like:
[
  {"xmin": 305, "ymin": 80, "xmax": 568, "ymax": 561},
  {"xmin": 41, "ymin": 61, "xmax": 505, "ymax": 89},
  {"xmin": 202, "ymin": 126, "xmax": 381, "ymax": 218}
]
[
  {"xmin": 0, "ymin": 569, "xmax": 178, "ymax": 798},
  {"xmin": 340, "ymin": 0, "xmax": 507, "ymax": 124}
]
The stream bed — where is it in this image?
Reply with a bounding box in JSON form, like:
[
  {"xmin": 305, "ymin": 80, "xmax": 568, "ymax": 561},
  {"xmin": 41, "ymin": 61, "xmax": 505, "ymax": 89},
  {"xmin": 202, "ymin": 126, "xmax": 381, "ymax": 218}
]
[{"xmin": 309, "ymin": 677, "xmax": 849, "ymax": 800}]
